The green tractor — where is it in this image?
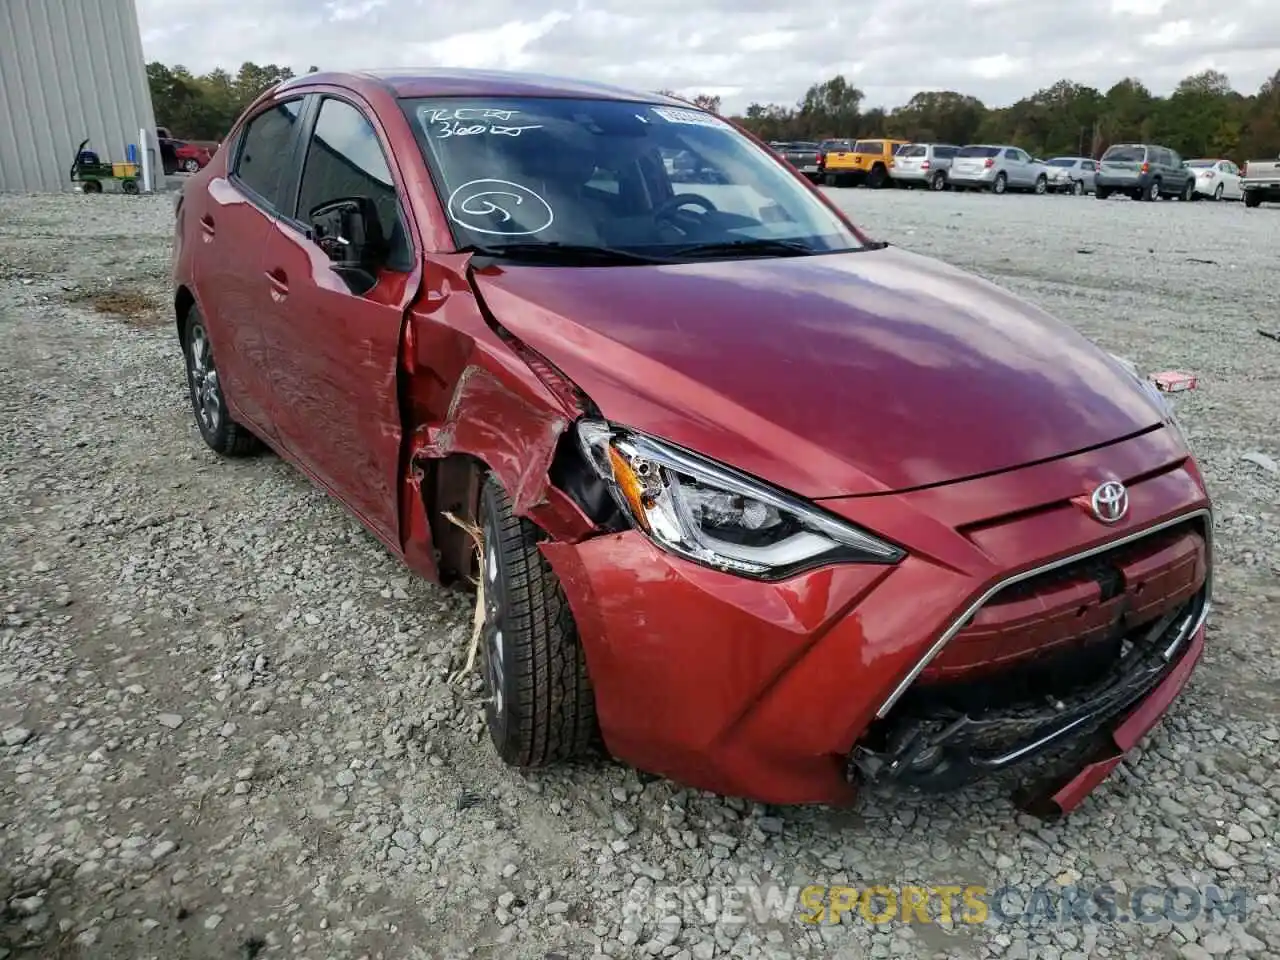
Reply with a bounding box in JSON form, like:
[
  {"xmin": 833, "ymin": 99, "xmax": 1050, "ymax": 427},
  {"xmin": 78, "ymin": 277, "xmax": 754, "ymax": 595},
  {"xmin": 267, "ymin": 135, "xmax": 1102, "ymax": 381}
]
[{"xmin": 70, "ymin": 138, "xmax": 141, "ymax": 194}]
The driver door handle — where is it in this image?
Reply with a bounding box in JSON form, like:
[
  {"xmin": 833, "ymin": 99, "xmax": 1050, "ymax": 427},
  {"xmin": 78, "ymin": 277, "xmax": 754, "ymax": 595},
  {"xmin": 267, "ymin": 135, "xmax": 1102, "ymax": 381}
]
[{"xmin": 265, "ymin": 268, "xmax": 289, "ymax": 300}]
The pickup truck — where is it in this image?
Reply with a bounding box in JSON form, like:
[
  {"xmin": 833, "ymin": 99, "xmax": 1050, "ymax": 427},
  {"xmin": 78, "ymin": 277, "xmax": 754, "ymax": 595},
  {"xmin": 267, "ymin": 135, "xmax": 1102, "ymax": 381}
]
[
  {"xmin": 776, "ymin": 141, "xmax": 823, "ymax": 182},
  {"xmin": 1241, "ymin": 157, "xmax": 1280, "ymax": 208}
]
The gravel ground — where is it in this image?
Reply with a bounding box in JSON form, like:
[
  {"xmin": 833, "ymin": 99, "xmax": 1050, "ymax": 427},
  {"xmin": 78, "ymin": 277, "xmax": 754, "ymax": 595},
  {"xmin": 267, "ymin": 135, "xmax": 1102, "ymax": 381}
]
[{"xmin": 0, "ymin": 187, "xmax": 1277, "ymax": 960}]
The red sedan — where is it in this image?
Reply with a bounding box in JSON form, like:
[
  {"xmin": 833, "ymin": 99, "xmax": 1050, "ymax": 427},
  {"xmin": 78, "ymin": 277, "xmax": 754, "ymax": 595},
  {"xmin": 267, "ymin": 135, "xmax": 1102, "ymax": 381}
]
[
  {"xmin": 171, "ymin": 69, "xmax": 1212, "ymax": 816},
  {"xmin": 172, "ymin": 139, "xmax": 212, "ymax": 173}
]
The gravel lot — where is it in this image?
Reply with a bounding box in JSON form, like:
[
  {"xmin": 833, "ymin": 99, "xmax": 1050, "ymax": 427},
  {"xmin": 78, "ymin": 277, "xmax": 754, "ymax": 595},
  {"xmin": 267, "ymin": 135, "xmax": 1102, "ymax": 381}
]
[{"xmin": 1, "ymin": 187, "xmax": 1277, "ymax": 960}]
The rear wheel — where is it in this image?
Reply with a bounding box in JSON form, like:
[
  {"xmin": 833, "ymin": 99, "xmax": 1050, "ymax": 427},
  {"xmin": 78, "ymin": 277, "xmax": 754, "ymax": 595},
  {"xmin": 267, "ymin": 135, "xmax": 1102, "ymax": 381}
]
[
  {"xmin": 81, "ymin": 179, "xmax": 102, "ymax": 194},
  {"xmin": 121, "ymin": 179, "xmax": 139, "ymax": 195},
  {"xmin": 1145, "ymin": 179, "xmax": 1161, "ymax": 201},
  {"xmin": 930, "ymin": 171, "xmax": 947, "ymax": 191},
  {"xmin": 992, "ymin": 172, "xmax": 1007, "ymax": 195},
  {"xmin": 1213, "ymin": 184, "xmax": 1224, "ymax": 201},
  {"xmin": 1073, "ymin": 179, "xmax": 1085, "ymax": 196},
  {"xmin": 1095, "ymin": 186, "xmax": 1111, "ymax": 200},
  {"xmin": 1244, "ymin": 191, "xmax": 1262, "ymax": 208},
  {"xmin": 183, "ymin": 158, "xmax": 200, "ymax": 173},
  {"xmin": 479, "ymin": 476, "xmax": 599, "ymax": 767},
  {"xmin": 182, "ymin": 307, "xmax": 262, "ymax": 456}
]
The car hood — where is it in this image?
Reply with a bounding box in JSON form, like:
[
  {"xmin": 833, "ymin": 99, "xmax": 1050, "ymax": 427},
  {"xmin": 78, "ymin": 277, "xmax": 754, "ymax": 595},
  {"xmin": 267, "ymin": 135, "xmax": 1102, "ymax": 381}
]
[{"xmin": 470, "ymin": 245, "xmax": 1165, "ymax": 498}]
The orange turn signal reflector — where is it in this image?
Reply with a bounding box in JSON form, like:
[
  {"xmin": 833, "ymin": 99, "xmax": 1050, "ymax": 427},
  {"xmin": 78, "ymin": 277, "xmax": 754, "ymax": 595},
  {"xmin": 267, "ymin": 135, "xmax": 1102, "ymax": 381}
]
[{"xmin": 607, "ymin": 445, "xmax": 651, "ymax": 531}]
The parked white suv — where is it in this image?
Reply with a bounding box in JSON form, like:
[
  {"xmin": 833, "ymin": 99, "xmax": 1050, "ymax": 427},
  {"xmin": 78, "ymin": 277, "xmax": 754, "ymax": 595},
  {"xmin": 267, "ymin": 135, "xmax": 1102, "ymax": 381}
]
[{"xmin": 890, "ymin": 143, "xmax": 960, "ymax": 190}]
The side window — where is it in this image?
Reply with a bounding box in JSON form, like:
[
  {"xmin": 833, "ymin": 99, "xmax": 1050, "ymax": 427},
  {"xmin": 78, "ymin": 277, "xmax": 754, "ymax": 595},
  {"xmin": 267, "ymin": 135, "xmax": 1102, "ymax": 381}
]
[
  {"xmin": 936, "ymin": 146, "xmax": 956, "ymax": 159},
  {"xmin": 1004, "ymin": 149, "xmax": 1019, "ymax": 161},
  {"xmin": 234, "ymin": 98, "xmax": 305, "ymax": 207},
  {"xmin": 296, "ymin": 97, "xmax": 410, "ymax": 269},
  {"xmin": 1084, "ymin": 160, "xmax": 1096, "ymax": 172}
]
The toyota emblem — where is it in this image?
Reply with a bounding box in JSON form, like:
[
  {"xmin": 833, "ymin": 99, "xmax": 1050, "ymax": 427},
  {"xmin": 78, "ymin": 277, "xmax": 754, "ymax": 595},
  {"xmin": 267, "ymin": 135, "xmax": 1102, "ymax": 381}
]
[{"xmin": 1090, "ymin": 480, "xmax": 1129, "ymax": 524}]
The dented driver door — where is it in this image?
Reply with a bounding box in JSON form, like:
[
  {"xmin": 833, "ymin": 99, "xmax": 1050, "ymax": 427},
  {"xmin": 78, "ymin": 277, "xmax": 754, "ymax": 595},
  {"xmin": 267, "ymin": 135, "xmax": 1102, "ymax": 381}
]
[{"xmin": 254, "ymin": 95, "xmax": 422, "ymax": 551}]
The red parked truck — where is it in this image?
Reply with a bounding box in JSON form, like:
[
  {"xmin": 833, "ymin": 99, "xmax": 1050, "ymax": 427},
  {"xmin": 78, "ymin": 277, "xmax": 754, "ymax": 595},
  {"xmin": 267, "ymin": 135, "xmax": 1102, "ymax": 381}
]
[{"xmin": 171, "ymin": 68, "xmax": 1212, "ymax": 816}]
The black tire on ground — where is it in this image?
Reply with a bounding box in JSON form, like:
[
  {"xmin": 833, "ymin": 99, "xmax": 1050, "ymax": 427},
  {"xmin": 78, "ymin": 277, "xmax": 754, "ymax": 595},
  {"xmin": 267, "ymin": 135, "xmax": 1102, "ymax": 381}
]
[
  {"xmin": 479, "ymin": 475, "xmax": 600, "ymax": 767},
  {"xmin": 1244, "ymin": 191, "xmax": 1262, "ymax": 208},
  {"xmin": 81, "ymin": 180, "xmax": 102, "ymax": 194},
  {"xmin": 930, "ymin": 171, "xmax": 947, "ymax": 191},
  {"xmin": 1095, "ymin": 186, "xmax": 1111, "ymax": 200},
  {"xmin": 1181, "ymin": 180, "xmax": 1195, "ymax": 201},
  {"xmin": 1213, "ymin": 184, "xmax": 1224, "ymax": 201},
  {"xmin": 1073, "ymin": 179, "xmax": 1085, "ymax": 195},
  {"xmin": 867, "ymin": 165, "xmax": 887, "ymax": 189},
  {"xmin": 1144, "ymin": 179, "xmax": 1161, "ymax": 201},
  {"xmin": 1034, "ymin": 175, "xmax": 1048, "ymax": 195},
  {"xmin": 823, "ymin": 173, "xmax": 837, "ymax": 187},
  {"xmin": 183, "ymin": 158, "xmax": 200, "ymax": 173},
  {"xmin": 992, "ymin": 172, "xmax": 1007, "ymax": 194},
  {"xmin": 182, "ymin": 306, "xmax": 262, "ymax": 457},
  {"xmin": 121, "ymin": 179, "xmax": 139, "ymax": 195}
]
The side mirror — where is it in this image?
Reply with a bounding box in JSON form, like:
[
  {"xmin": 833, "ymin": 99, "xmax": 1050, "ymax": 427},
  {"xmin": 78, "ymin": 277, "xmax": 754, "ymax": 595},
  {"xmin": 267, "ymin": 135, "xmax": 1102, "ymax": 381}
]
[{"xmin": 309, "ymin": 197, "xmax": 388, "ymax": 290}]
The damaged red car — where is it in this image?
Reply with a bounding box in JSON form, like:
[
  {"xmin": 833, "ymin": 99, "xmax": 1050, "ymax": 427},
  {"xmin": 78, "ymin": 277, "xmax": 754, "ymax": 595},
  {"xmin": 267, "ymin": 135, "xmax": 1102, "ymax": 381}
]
[{"xmin": 171, "ymin": 69, "xmax": 1212, "ymax": 816}]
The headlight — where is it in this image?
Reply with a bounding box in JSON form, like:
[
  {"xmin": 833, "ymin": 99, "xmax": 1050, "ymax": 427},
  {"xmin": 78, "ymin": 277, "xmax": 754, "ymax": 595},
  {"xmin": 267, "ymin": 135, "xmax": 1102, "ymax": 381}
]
[{"xmin": 576, "ymin": 420, "xmax": 904, "ymax": 579}]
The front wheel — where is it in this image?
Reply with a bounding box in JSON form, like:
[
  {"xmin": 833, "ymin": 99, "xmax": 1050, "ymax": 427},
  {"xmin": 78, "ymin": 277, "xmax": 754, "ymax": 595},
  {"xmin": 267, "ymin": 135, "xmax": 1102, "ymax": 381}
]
[
  {"xmin": 183, "ymin": 308, "xmax": 262, "ymax": 456},
  {"xmin": 1095, "ymin": 186, "xmax": 1111, "ymax": 200},
  {"xmin": 1073, "ymin": 179, "xmax": 1085, "ymax": 196},
  {"xmin": 479, "ymin": 476, "xmax": 600, "ymax": 767},
  {"xmin": 1213, "ymin": 184, "xmax": 1224, "ymax": 201},
  {"xmin": 1033, "ymin": 175, "xmax": 1047, "ymax": 195},
  {"xmin": 183, "ymin": 158, "xmax": 200, "ymax": 174},
  {"xmin": 1181, "ymin": 180, "xmax": 1195, "ymax": 201},
  {"xmin": 867, "ymin": 165, "xmax": 887, "ymax": 189}
]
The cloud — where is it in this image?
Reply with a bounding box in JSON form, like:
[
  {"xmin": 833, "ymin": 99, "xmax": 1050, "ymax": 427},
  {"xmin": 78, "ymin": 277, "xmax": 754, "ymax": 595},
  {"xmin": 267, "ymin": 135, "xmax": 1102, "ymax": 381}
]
[{"xmin": 135, "ymin": 0, "xmax": 1280, "ymax": 113}]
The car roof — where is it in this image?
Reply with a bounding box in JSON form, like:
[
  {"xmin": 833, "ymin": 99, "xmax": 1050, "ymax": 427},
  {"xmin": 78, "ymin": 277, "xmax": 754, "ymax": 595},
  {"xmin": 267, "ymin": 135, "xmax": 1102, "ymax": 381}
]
[{"xmin": 277, "ymin": 67, "xmax": 688, "ymax": 105}]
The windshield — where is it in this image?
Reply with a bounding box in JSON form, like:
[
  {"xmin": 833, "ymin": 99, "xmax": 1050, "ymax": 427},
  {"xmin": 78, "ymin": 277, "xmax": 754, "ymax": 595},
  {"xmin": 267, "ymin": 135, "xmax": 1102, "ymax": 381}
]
[
  {"xmin": 956, "ymin": 146, "xmax": 1000, "ymax": 158},
  {"xmin": 404, "ymin": 97, "xmax": 865, "ymax": 260},
  {"xmin": 1103, "ymin": 146, "xmax": 1146, "ymax": 162},
  {"xmin": 899, "ymin": 145, "xmax": 927, "ymax": 158},
  {"xmin": 1047, "ymin": 158, "xmax": 1077, "ymax": 167}
]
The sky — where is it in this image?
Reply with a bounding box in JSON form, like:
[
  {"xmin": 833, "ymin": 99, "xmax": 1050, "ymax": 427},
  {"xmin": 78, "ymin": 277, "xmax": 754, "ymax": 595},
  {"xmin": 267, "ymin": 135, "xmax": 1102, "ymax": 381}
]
[{"xmin": 135, "ymin": 0, "xmax": 1280, "ymax": 114}]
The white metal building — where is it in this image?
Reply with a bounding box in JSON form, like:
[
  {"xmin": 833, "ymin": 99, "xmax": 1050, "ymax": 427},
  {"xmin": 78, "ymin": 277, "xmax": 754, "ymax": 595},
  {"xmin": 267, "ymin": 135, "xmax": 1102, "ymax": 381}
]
[{"xmin": 0, "ymin": 0, "xmax": 160, "ymax": 193}]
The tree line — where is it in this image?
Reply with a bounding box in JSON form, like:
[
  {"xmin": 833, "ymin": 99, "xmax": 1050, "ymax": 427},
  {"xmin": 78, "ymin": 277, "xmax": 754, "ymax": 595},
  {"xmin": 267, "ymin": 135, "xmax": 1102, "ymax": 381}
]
[{"xmin": 150, "ymin": 62, "xmax": 1280, "ymax": 162}]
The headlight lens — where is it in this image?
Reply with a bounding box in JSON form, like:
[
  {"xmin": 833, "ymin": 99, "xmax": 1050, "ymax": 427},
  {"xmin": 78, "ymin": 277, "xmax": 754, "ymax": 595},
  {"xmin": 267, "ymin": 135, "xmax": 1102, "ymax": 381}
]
[{"xmin": 577, "ymin": 420, "xmax": 904, "ymax": 579}]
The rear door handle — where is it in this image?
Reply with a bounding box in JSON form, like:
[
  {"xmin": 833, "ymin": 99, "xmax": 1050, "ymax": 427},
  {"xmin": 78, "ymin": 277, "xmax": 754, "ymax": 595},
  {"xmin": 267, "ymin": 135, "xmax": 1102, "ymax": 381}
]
[{"xmin": 265, "ymin": 268, "xmax": 289, "ymax": 300}]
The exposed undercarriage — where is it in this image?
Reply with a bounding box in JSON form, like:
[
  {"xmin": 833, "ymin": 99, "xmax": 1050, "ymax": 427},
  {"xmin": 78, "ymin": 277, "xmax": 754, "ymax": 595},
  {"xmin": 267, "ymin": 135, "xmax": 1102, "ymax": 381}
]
[{"xmin": 850, "ymin": 520, "xmax": 1209, "ymax": 807}]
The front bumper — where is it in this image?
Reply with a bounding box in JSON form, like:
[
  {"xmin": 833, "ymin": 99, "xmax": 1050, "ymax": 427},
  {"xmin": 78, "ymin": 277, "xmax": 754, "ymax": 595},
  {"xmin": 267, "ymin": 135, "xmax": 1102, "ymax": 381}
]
[{"xmin": 541, "ymin": 426, "xmax": 1210, "ymax": 813}]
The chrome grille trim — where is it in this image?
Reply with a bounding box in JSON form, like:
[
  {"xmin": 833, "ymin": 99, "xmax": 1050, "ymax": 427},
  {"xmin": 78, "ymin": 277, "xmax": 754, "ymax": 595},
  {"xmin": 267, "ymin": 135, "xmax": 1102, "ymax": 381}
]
[{"xmin": 875, "ymin": 508, "xmax": 1213, "ymax": 719}]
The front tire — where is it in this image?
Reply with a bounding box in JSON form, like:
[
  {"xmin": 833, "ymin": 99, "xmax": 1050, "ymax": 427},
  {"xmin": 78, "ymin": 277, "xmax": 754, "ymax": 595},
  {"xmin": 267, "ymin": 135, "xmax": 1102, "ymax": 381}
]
[
  {"xmin": 1095, "ymin": 186, "xmax": 1111, "ymax": 200},
  {"xmin": 1073, "ymin": 179, "xmax": 1085, "ymax": 196},
  {"xmin": 182, "ymin": 307, "xmax": 262, "ymax": 456},
  {"xmin": 1213, "ymin": 184, "xmax": 1224, "ymax": 201},
  {"xmin": 1034, "ymin": 174, "xmax": 1048, "ymax": 195},
  {"xmin": 867, "ymin": 165, "xmax": 888, "ymax": 189},
  {"xmin": 1181, "ymin": 180, "xmax": 1195, "ymax": 201},
  {"xmin": 479, "ymin": 476, "xmax": 599, "ymax": 768},
  {"xmin": 183, "ymin": 158, "xmax": 200, "ymax": 173}
]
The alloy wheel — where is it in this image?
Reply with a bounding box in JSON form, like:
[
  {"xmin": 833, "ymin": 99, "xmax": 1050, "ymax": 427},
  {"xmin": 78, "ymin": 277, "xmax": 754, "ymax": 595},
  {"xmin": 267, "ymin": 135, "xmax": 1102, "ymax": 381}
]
[
  {"xmin": 1073, "ymin": 180, "xmax": 1084, "ymax": 195},
  {"xmin": 481, "ymin": 509, "xmax": 508, "ymax": 727},
  {"xmin": 184, "ymin": 158, "xmax": 200, "ymax": 173},
  {"xmin": 186, "ymin": 322, "xmax": 222, "ymax": 434},
  {"xmin": 1214, "ymin": 184, "xmax": 1224, "ymax": 201}
]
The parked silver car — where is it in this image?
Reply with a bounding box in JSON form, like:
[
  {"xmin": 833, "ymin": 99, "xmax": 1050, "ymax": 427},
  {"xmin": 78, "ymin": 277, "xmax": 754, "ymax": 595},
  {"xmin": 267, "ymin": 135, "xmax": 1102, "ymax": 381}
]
[
  {"xmin": 1186, "ymin": 158, "xmax": 1244, "ymax": 201},
  {"xmin": 1044, "ymin": 156, "xmax": 1097, "ymax": 194},
  {"xmin": 949, "ymin": 145, "xmax": 1049, "ymax": 195},
  {"xmin": 889, "ymin": 143, "xmax": 960, "ymax": 190}
]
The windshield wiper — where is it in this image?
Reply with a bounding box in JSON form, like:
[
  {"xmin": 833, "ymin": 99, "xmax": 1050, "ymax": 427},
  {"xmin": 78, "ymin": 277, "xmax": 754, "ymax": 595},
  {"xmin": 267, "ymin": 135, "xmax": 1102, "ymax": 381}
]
[
  {"xmin": 666, "ymin": 238, "xmax": 826, "ymax": 259},
  {"xmin": 460, "ymin": 242, "xmax": 670, "ymax": 266}
]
